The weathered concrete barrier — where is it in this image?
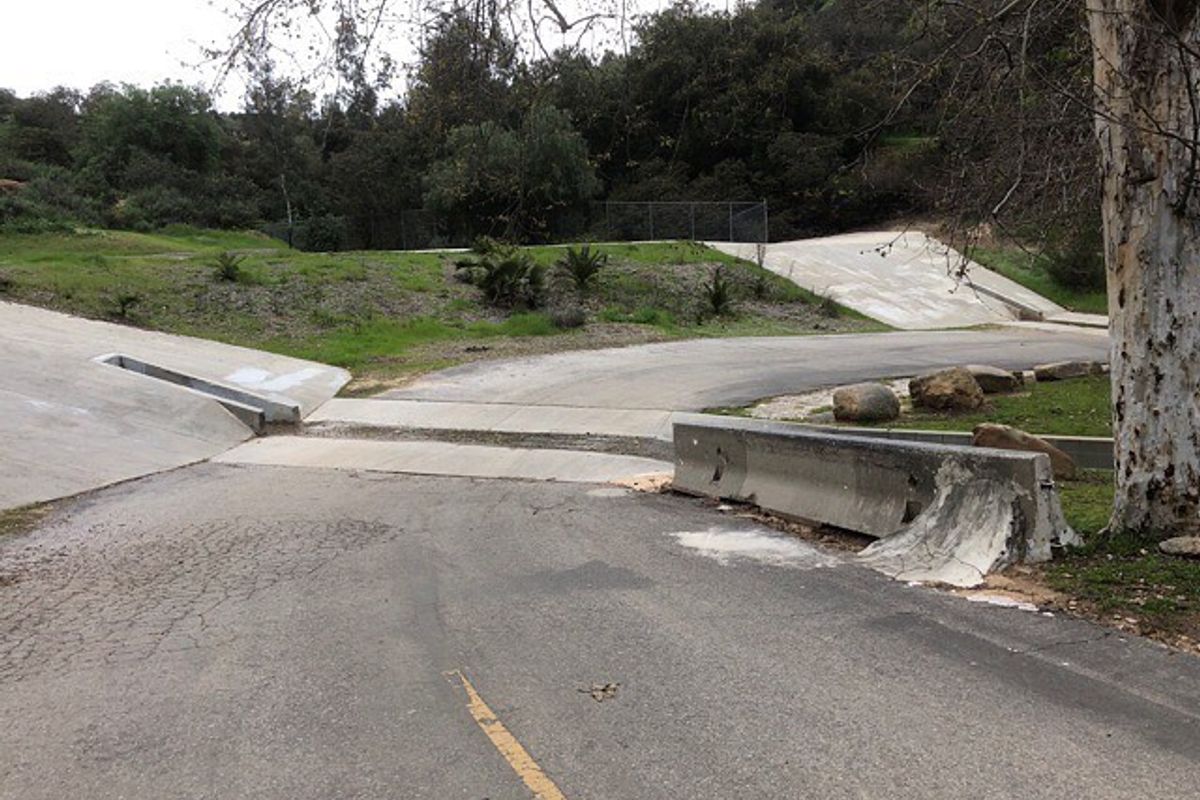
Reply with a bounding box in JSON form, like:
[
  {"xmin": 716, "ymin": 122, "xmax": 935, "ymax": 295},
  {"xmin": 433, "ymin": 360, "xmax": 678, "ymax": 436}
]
[
  {"xmin": 672, "ymin": 417, "xmax": 1078, "ymax": 587},
  {"xmin": 797, "ymin": 424, "xmax": 1114, "ymax": 471}
]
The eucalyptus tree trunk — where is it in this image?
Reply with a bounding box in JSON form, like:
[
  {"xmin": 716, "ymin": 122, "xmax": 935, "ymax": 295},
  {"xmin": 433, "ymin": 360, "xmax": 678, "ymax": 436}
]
[{"xmin": 1090, "ymin": 1, "xmax": 1200, "ymax": 538}]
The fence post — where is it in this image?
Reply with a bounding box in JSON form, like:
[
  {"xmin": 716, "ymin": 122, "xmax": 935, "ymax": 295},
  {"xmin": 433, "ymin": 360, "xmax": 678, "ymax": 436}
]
[
  {"xmin": 605, "ymin": 202, "xmax": 611, "ymax": 241},
  {"xmin": 728, "ymin": 202, "xmax": 734, "ymax": 242},
  {"xmin": 762, "ymin": 200, "xmax": 769, "ymax": 244},
  {"xmin": 648, "ymin": 204, "xmax": 654, "ymax": 240},
  {"xmin": 690, "ymin": 204, "xmax": 696, "ymax": 241}
]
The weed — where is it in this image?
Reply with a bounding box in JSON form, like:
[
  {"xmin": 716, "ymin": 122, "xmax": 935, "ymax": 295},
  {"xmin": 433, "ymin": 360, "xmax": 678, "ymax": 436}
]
[
  {"xmin": 550, "ymin": 305, "xmax": 588, "ymax": 329},
  {"xmin": 213, "ymin": 251, "xmax": 245, "ymax": 282},
  {"xmin": 702, "ymin": 266, "xmax": 734, "ymax": 316},
  {"xmin": 556, "ymin": 245, "xmax": 608, "ymax": 295},
  {"xmin": 109, "ymin": 290, "xmax": 143, "ymax": 320}
]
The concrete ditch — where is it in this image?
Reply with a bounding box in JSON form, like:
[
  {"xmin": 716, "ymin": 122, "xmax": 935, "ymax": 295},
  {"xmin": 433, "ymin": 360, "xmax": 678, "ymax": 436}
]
[{"xmin": 672, "ymin": 417, "xmax": 1079, "ymax": 587}]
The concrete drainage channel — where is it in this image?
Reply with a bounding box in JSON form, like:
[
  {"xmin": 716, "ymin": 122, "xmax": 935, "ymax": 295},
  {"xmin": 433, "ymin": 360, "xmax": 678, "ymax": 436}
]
[
  {"xmin": 97, "ymin": 355, "xmax": 1085, "ymax": 589},
  {"xmin": 96, "ymin": 353, "xmax": 301, "ymax": 432},
  {"xmin": 672, "ymin": 416, "xmax": 1079, "ymax": 588}
]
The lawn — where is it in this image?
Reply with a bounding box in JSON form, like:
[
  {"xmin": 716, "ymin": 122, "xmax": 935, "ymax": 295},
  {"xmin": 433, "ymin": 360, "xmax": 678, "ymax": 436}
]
[
  {"xmin": 0, "ymin": 227, "xmax": 884, "ymax": 392},
  {"xmin": 873, "ymin": 374, "xmax": 1113, "ymax": 438},
  {"xmin": 972, "ymin": 247, "xmax": 1108, "ymax": 315}
]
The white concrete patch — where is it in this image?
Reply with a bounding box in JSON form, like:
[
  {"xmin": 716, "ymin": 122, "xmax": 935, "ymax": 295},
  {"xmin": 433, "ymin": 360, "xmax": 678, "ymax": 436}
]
[
  {"xmin": 964, "ymin": 593, "xmax": 1040, "ymax": 612},
  {"xmin": 225, "ymin": 365, "xmax": 327, "ymax": 393},
  {"xmin": 670, "ymin": 527, "xmax": 840, "ymax": 569},
  {"xmin": 586, "ymin": 487, "xmax": 633, "ymax": 498}
]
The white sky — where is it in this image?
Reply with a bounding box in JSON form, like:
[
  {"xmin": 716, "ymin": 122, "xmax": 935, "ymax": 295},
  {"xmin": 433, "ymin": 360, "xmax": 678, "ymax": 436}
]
[
  {"xmin": 1, "ymin": 0, "xmax": 682, "ymax": 110},
  {"xmin": 2, "ymin": 0, "xmax": 233, "ymax": 97}
]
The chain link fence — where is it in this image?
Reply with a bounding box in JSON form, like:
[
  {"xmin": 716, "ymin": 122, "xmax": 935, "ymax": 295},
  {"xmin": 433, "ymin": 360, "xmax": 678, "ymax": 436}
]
[
  {"xmin": 596, "ymin": 201, "xmax": 769, "ymax": 244},
  {"xmin": 263, "ymin": 201, "xmax": 769, "ymax": 251}
]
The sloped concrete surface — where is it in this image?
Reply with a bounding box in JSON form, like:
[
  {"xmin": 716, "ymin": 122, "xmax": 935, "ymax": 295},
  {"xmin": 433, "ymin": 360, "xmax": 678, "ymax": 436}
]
[
  {"xmin": 713, "ymin": 232, "xmax": 1095, "ymax": 330},
  {"xmin": 0, "ymin": 301, "xmax": 349, "ymax": 509},
  {"xmin": 215, "ymin": 436, "xmax": 670, "ymax": 484},
  {"xmin": 310, "ymin": 398, "xmax": 677, "ymax": 440}
]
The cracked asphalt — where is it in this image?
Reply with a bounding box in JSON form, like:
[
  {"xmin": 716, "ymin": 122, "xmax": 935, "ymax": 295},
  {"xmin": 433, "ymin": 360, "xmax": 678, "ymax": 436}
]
[{"xmin": 3, "ymin": 463, "xmax": 1199, "ymax": 799}]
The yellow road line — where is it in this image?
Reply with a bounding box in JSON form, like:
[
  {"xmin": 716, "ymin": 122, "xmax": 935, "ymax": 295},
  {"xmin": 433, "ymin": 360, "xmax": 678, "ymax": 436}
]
[{"xmin": 446, "ymin": 670, "xmax": 567, "ymax": 800}]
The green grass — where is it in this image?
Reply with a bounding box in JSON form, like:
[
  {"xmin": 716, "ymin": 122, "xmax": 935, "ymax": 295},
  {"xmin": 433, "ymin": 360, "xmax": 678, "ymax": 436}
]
[
  {"xmin": 972, "ymin": 247, "xmax": 1108, "ymax": 315},
  {"xmin": 0, "ymin": 228, "xmax": 880, "ymax": 389},
  {"xmin": 866, "ymin": 375, "xmax": 1112, "ymax": 438}
]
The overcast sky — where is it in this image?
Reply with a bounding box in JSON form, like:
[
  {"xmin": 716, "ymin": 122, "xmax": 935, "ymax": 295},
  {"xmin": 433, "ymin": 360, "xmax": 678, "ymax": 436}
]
[
  {"xmin": 3, "ymin": 0, "xmax": 234, "ymax": 96},
  {"xmin": 2, "ymin": 0, "xmax": 681, "ymax": 109}
]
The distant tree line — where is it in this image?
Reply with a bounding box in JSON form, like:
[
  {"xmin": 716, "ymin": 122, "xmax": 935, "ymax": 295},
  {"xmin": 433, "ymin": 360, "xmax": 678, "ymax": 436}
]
[{"xmin": 0, "ymin": 0, "xmax": 1094, "ymax": 251}]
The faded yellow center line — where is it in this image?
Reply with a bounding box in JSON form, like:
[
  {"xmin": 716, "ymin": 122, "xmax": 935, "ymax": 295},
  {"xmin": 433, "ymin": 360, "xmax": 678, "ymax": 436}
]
[{"xmin": 446, "ymin": 670, "xmax": 567, "ymax": 800}]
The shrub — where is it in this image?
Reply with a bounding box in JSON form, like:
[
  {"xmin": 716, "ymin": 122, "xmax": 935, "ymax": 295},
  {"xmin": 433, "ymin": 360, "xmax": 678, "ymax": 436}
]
[
  {"xmin": 549, "ymin": 305, "xmax": 587, "ymax": 329},
  {"xmin": 556, "ymin": 245, "xmax": 608, "ymax": 295},
  {"xmin": 702, "ymin": 266, "xmax": 734, "ymax": 316},
  {"xmin": 457, "ymin": 248, "xmax": 546, "ymax": 309},
  {"xmin": 1046, "ymin": 227, "xmax": 1105, "ymax": 291},
  {"xmin": 0, "ymin": 271, "xmax": 13, "ymax": 293},
  {"xmin": 303, "ymin": 215, "xmax": 347, "ymax": 252},
  {"xmin": 213, "ymin": 251, "xmax": 245, "ymax": 282},
  {"xmin": 814, "ymin": 289, "xmax": 841, "ymax": 318},
  {"xmin": 109, "ymin": 290, "xmax": 143, "ymax": 320}
]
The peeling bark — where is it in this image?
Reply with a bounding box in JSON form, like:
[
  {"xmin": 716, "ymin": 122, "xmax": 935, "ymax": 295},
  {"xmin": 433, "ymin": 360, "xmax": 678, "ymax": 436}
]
[{"xmin": 1091, "ymin": 1, "xmax": 1200, "ymax": 537}]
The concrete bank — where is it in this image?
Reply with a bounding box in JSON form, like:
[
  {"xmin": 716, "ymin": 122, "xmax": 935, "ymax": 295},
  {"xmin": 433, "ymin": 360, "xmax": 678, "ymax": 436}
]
[{"xmin": 0, "ymin": 301, "xmax": 349, "ymax": 509}]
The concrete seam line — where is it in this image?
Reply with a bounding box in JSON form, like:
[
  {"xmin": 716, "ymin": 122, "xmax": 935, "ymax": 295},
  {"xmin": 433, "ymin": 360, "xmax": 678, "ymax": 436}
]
[{"xmin": 445, "ymin": 670, "xmax": 567, "ymax": 800}]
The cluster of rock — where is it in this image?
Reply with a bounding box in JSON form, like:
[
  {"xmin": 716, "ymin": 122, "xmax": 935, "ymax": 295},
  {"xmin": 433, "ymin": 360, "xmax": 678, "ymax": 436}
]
[{"xmin": 828, "ymin": 360, "xmax": 1107, "ymax": 480}]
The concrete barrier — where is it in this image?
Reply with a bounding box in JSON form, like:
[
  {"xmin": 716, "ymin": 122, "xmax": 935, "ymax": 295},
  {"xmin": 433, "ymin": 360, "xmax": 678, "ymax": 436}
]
[
  {"xmin": 794, "ymin": 424, "xmax": 1114, "ymax": 471},
  {"xmin": 672, "ymin": 417, "xmax": 1078, "ymax": 587}
]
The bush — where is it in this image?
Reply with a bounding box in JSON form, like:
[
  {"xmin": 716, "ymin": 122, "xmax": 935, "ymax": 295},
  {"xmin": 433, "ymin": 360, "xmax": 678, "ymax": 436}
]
[
  {"xmin": 109, "ymin": 290, "xmax": 142, "ymax": 320},
  {"xmin": 304, "ymin": 215, "xmax": 347, "ymax": 252},
  {"xmin": 213, "ymin": 251, "xmax": 245, "ymax": 282},
  {"xmin": 702, "ymin": 266, "xmax": 734, "ymax": 316},
  {"xmin": 556, "ymin": 245, "xmax": 608, "ymax": 294},
  {"xmin": 117, "ymin": 186, "xmax": 193, "ymax": 230},
  {"xmin": 457, "ymin": 248, "xmax": 546, "ymax": 309},
  {"xmin": 549, "ymin": 305, "xmax": 587, "ymax": 329},
  {"xmin": 1046, "ymin": 227, "xmax": 1105, "ymax": 291}
]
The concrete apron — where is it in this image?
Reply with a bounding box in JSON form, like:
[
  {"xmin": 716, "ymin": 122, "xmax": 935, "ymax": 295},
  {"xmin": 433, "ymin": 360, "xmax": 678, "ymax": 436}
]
[{"xmin": 215, "ymin": 436, "xmax": 671, "ymax": 485}]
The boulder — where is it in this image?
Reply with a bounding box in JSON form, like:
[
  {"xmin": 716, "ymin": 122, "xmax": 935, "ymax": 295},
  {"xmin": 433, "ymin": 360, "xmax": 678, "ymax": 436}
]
[
  {"xmin": 832, "ymin": 383, "xmax": 901, "ymax": 423},
  {"xmin": 1159, "ymin": 537, "xmax": 1200, "ymax": 558},
  {"xmin": 909, "ymin": 367, "xmax": 985, "ymax": 412},
  {"xmin": 1033, "ymin": 360, "xmax": 1105, "ymax": 382},
  {"xmin": 972, "ymin": 423, "xmax": 1077, "ymax": 479},
  {"xmin": 966, "ymin": 364, "xmax": 1023, "ymax": 394}
]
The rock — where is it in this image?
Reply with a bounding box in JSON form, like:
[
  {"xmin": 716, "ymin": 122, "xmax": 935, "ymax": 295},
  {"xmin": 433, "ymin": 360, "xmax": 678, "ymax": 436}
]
[
  {"xmin": 1033, "ymin": 360, "xmax": 1105, "ymax": 381},
  {"xmin": 1160, "ymin": 537, "xmax": 1200, "ymax": 558},
  {"xmin": 832, "ymin": 382, "xmax": 900, "ymax": 423},
  {"xmin": 972, "ymin": 423, "xmax": 1077, "ymax": 479},
  {"xmin": 909, "ymin": 367, "xmax": 985, "ymax": 412},
  {"xmin": 966, "ymin": 364, "xmax": 1023, "ymax": 394}
]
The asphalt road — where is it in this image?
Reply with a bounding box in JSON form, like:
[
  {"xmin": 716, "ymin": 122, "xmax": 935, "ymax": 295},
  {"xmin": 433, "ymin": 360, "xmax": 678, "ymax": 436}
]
[
  {"xmin": 386, "ymin": 327, "xmax": 1110, "ymax": 410},
  {"xmin": 3, "ymin": 464, "xmax": 1197, "ymax": 799}
]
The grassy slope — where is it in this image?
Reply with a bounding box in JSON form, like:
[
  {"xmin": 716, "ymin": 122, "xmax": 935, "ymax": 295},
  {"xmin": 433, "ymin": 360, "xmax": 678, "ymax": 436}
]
[
  {"xmin": 0, "ymin": 228, "xmax": 882, "ymax": 389},
  {"xmin": 972, "ymin": 247, "xmax": 1108, "ymax": 315}
]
